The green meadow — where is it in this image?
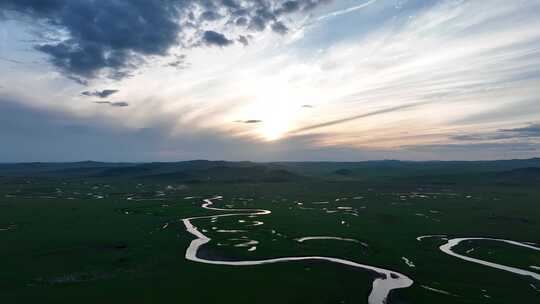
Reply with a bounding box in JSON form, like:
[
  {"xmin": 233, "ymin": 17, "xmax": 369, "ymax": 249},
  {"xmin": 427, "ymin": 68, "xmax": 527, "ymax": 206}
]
[{"xmin": 1, "ymin": 160, "xmax": 539, "ymax": 303}]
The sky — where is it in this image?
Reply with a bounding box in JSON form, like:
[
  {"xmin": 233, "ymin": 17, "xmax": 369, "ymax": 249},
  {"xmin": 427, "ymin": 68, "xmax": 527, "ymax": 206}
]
[{"xmin": 1, "ymin": 0, "xmax": 539, "ymax": 162}]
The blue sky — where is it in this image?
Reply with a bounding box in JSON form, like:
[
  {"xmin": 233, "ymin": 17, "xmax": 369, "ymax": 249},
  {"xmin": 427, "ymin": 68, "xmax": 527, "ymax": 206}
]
[{"xmin": 1, "ymin": 0, "xmax": 539, "ymax": 162}]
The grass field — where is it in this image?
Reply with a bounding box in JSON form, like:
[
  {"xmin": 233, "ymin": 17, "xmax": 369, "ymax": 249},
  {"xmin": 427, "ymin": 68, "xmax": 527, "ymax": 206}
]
[{"xmin": 1, "ymin": 160, "xmax": 539, "ymax": 303}]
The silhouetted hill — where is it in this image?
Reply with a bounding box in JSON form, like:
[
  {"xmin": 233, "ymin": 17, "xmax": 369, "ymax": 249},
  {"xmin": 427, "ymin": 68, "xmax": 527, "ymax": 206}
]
[
  {"xmin": 2, "ymin": 158, "xmax": 540, "ymax": 184},
  {"xmin": 144, "ymin": 165, "xmax": 305, "ymax": 183},
  {"xmin": 0, "ymin": 161, "xmax": 131, "ymax": 176},
  {"xmin": 94, "ymin": 166, "xmax": 153, "ymax": 177},
  {"xmin": 495, "ymin": 167, "xmax": 540, "ymax": 184},
  {"xmin": 333, "ymin": 169, "xmax": 353, "ymax": 176}
]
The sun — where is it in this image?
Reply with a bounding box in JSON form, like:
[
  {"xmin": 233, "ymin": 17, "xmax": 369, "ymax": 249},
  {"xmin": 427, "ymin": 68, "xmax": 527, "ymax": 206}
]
[
  {"xmin": 258, "ymin": 117, "xmax": 291, "ymax": 141},
  {"xmin": 227, "ymin": 68, "xmax": 322, "ymax": 141},
  {"xmin": 238, "ymin": 97, "xmax": 302, "ymax": 141}
]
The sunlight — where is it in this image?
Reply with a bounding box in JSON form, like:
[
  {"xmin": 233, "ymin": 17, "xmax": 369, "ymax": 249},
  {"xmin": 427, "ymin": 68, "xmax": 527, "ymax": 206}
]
[
  {"xmin": 258, "ymin": 116, "xmax": 292, "ymax": 141},
  {"xmin": 230, "ymin": 72, "xmax": 317, "ymax": 141},
  {"xmin": 239, "ymin": 99, "xmax": 298, "ymax": 141}
]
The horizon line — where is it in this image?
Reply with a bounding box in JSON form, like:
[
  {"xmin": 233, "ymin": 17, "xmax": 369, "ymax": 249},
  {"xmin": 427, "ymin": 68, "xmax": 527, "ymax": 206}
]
[{"xmin": 1, "ymin": 157, "xmax": 539, "ymax": 165}]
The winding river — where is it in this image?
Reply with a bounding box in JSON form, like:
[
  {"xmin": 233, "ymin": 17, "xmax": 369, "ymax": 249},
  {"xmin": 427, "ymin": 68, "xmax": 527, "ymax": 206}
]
[
  {"xmin": 419, "ymin": 235, "xmax": 540, "ymax": 281},
  {"xmin": 182, "ymin": 197, "xmax": 413, "ymax": 304},
  {"xmin": 295, "ymin": 236, "xmax": 362, "ymax": 244}
]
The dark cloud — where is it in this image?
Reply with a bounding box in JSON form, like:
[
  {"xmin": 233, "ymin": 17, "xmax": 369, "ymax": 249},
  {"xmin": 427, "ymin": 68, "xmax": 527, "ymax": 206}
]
[
  {"xmin": 271, "ymin": 21, "xmax": 288, "ymax": 34},
  {"xmin": 81, "ymin": 89, "xmax": 119, "ymax": 98},
  {"xmin": 500, "ymin": 123, "xmax": 540, "ymax": 136},
  {"xmin": 235, "ymin": 17, "xmax": 248, "ymax": 26},
  {"xmin": 222, "ymin": 0, "xmax": 240, "ymax": 9},
  {"xmin": 301, "ymin": 104, "xmax": 314, "ymax": 108},
  {"xmin": 93, "ymin": 101, "xmax": 129, "ymax": 107},
  {"xmin": 35, "ymin": 42, "xmax": 133, "ymax": 79},
  {"xmin": 202, "ymin": 30, "xmax": 234, "ymax": 47},
  {"xmin": 237, "ymin": 35, "xmax": 250, "ymax": 46},
  {"xmin": 67, "ymin": 75, "xmax": 89, "ymax": 86},
  {"xmin": 248, "ymin": 12, "xmax": 273, "ymax": 32},
  {"xmin": 236, "ymin": 120, "xmax": 262, "ymax": 124},
  {"xmin": 279, "ymin": 1, "xmax": 301, "ymax": 14},
  {"xmin": 166, "ymin": 54, "xmax": 190, "ymax": 69},
  {"xmin": 404, "ymin": 142, "xmax": 540, "ymax": 153},
  {"xmin": 301, "ymin": 0, "xmax": 332, "ymax": 11},
  {"xmin": 451, "ymin": 134, "xmax": 485, "ymax": 141},
  {"xmin": 451, "ymin": 123, "xmax": 540, "ymax": 142},
  {"xmin": 0, "ymin": 0, "xmax": 333, "ymax": 82},
  {"xmin": 2, "ymin": 0, "xmax": 183, "ymax": 79},
  {"xmin": 200, "ymin": 10, "xmax": 223, "ymax": 21}
]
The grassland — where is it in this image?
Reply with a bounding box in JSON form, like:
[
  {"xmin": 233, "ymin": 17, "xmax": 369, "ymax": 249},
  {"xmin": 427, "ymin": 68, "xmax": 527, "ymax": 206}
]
[{"xmin": 0, "ymin": 160, "xmax": 539, "ymax": 303}]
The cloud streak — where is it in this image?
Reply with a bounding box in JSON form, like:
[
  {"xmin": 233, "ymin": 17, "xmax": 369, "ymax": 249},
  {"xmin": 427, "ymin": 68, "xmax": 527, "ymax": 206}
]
[
  {"xmin": 451, "ymin": 123, "xmax": 540, "ymax": 142},
  {"xmin": 289, "ymin": 101, "xmax": 430, "ymax": 135},
  {"xmin": 237, "ymin": 119, "xmax": 262, "ymax": 124},
  {"xmin": 81, "ymin": 89, "xmax": 118, "ymax": 98},
  {"xmin": 93, "ymin": 101, "xmax": 129, "ymax": 107},
  {"xmin": 316, "ymin": 0, "xmax": 377, "ymax": 22}
]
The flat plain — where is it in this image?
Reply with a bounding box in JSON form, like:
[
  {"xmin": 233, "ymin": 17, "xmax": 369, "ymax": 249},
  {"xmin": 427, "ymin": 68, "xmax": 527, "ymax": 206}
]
[{"xmin": 1, "ymin": 160, "xmax": 539, "ymax": 303}]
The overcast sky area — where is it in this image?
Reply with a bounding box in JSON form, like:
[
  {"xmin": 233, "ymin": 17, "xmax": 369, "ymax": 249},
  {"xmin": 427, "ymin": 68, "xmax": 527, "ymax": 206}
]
[{"xmin": 1, "ymin": 0, "xmax": 539, "ymax": 162}]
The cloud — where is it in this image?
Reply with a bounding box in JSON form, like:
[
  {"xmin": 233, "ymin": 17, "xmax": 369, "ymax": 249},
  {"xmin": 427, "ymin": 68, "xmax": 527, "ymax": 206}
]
[
  {"xmin": 81, "ymin": 89, "xmax": 119, "ymax": 98},
  {"xmin": 316, "ymin": 0, "xmax": 377, "ymax": 22},
  {"xmin": 236, "ymin": 120, "xmax": 262, "ymax": 124},
  {"xmin": 0, "ymin": 98, "xmax": 164, "ymax": 161},
  {"xmin": 2, "ymin": 0, "xmax": 540, "ymax": 162},
  {"xmin": 0, "ymin": 98, "xmax": 358, "ymax": 162},
  {"xmin": 500, "ymin": 123, "xmax": 540, "ymax": 137},
  {"xmin": 0, "ymin": 55, "xmax": 23, "ymax": 64},
  {"xmin": 202, "ymin": 30, "xmax": 233, "ymax": 47},
  {"xmin": 289, "ymin": 102, "xmax": 430, "ymax": 134},
  {"xmin": 35, "ymin": 42, "xmax": 135, "ymax": 80},
  {"xmin": 271, "ymin": 21, "xmax": 289, "ymax": 34},
  {"xmin": 450, "ymin": 123, "xmax": 540, "ymax": 144},
  {"xmin": 0, "ymin": 0, "xmax": 334, "ymax": 81},
  {"xmin": 200, "ymin": 10, "xmax": 223, "ymax": 22},
  {"xmin": 4, "ymin": 0, "xmax": 184, "ymax": 79},
  {"xmin": 165, "ymin": 54, "xmax": 190, "ymax": 70},
  {"xmin": 1, "ymin": 97, "xmax": 539, "ymax": 162},
  {"xmin": 67, "ymin": 75, "xmax": 89, "ymax": 86},
  {"xmin": 395, "ymin": 141, "xmax": 540, "ymax": 161},
  {"xmin": 94, "ymin": 101, "xmax": 129, "ymax": 107},
  {"xmin": 237, "ymin": 35, "xmax": 250, "ymax": 46},
  {"xmin": 278, "ymin": 1, "xmax": 301, "ymax": 14}
]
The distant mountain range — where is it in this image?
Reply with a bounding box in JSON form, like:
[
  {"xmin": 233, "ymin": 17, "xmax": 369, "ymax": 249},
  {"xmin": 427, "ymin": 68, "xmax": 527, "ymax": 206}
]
[{"xmin": 1, "ymin": 158, "xmax": 539, "ymax": 184}]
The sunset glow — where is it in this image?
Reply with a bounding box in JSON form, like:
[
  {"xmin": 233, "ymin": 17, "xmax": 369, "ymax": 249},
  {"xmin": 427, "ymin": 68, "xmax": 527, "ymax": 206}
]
[{"xmin": 1, "ymin": 0, "xmax": 539, "ymax": 161}]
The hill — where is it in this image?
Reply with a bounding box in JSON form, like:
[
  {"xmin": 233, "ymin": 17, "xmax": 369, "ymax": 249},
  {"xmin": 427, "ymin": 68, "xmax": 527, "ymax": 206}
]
[
  {"xmin": 495, "ymin": 167, "xmax": 540, "ymax": 184},
  {"xmin": 1, "ymin": 158, "xmax": 540, "ymax": 184}
]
